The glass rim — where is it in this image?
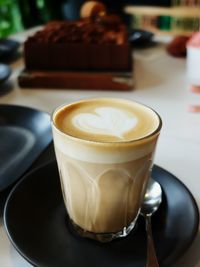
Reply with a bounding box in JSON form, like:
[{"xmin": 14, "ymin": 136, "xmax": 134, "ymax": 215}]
[{"xmin": 51, "ymin": 98, "xmax": 162, "ymax": 145}]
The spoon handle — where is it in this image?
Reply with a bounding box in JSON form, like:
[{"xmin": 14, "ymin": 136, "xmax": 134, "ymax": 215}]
[{"xmin": 145, "ymin": 214, "xmax": 159, "ymax": 267}]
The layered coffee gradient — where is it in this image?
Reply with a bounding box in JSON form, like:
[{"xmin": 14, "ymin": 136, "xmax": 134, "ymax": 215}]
[{"xmin": 52, "ymin": 98, "xmax": 161, "ymax": 235}]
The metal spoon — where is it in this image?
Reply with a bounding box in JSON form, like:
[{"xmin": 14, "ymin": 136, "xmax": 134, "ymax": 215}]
[{"xmin": 141, "ymin": 179, "xmax": 162, "ymax": 267}]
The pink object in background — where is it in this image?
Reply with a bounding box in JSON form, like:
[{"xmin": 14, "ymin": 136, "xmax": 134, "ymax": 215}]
[
  {"xmin": 190, "ymin": 85, "xmax": 200, "ymax": 93},
  {"xmin": 187, "ymin": 32, "xmax": 200, "ymax": 87},
  {"xmin": 188, "ymin": 105, "xmax": 200, "ymax": 113},
  {"xmin": 187, "ymin": 32, "xmax": 200, "ymax": 48}
]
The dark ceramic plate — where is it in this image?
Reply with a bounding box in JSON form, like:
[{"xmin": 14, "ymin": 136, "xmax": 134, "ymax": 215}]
[
  {"xmin": 0, "ymin": 105, "xmax": 52, "ymax": 192},
  {"xmin": 129, "ymin": 29, "xmax": 154, "ymax": 47},
  {"xmin": 4, "ymin": 161, "xmax": 199, "ymax": 267},
  {"xmin": 0, "ymin": 39, "xmax": 20, "ymax": 60},
  {"xmin": 0, "ymin": 64, "xmax": 11, "ymax": 85}
]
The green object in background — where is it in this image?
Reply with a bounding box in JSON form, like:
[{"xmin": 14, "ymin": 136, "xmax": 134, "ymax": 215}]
[
  {"xmin": 0, "ymin": 0, "xmax": 23, "ymax": 37},
  {"xmin": 18, "ymin": 0, "xmax": 64, "ymax": 28},
  {"xmin": 17, "ymin": 0, "xmax": 48, "ymax": 28},
  {"xmin": 158, "ymin": 16, "xmax": 171, "ymax": 31},
  {"xmin": 0, "ymin": 0, "xmax": 85, "ymax": 37}
]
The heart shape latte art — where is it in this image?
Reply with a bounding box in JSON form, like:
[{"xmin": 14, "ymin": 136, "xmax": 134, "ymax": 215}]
[{"xmin": 72, "ymin": 107, "xmax": 138, "ymax": 139}]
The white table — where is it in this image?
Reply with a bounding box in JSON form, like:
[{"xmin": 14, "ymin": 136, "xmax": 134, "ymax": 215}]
[{"xmin": 0, "ymin": 29, "xmax": 200, "ymax": 267}]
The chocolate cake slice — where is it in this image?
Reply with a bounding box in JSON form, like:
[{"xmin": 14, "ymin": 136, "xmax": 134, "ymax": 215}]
[{"xmin": 24, "ymin": 17, "xmax": 132, "ymax": 71}]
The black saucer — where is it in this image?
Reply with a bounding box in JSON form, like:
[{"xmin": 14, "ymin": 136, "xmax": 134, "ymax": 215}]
[
  {"xmin": 4, "ymin": 161, "xmax": 199, "ymax": 267},
  {"xmin": 0, "ymin": 104, "xmax": 52, "ymax": 192}
]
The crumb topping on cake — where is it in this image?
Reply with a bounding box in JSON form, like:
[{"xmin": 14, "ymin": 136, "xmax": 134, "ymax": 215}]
[{"xmin": 27, "ymin": 17, "xmax": 127, "ymax": 45}]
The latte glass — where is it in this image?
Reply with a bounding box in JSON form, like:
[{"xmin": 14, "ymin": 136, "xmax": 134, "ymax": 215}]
[{"xmin": 52, "ymin": 98, "xmax": 162, "ymax": 242}]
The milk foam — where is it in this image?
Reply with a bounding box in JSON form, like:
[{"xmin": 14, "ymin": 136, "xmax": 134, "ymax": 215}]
[
  {"xmin": 72, "ymin": 107, "xmax": 138, "ymax": 140},
  {"xmin": 54, "ymin": 98, "xmax": 160, "ymax": 143}
]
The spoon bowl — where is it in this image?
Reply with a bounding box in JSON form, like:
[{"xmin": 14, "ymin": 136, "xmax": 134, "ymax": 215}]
[{"xmin": 141, "ymin": 179, "xmax": 162, "ymax": 216}]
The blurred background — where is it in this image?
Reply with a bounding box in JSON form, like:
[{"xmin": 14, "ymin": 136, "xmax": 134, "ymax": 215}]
[{"xmin": 0, "ymin": 0, "xmax": 199, "ymax": 38}]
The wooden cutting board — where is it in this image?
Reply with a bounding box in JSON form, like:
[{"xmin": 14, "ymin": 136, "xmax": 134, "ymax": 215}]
[{"xmin": 18, "ymin": 69, "xmax": 134, "ymax": 91}]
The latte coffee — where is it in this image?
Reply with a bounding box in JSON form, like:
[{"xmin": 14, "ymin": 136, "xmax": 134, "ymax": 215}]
[{"xmin": 52, "ymin": 98, "xmax": 161, "ymax": 242}]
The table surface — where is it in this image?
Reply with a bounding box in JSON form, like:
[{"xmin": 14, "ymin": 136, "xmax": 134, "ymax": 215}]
[{"xmin": 0, "ymin": 28, "xmax": 200, "ymax": 267}]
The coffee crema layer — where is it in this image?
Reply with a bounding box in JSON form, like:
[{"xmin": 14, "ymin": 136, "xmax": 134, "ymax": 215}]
[{"xmin": 53, "ymin": 98, "xmax": 160, "ymax": 142}]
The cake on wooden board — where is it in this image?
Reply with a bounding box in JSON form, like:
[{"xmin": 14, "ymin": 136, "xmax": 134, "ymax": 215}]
[{"xmin": 20, "ymin": 1, "xmax": 133, "ymax": 90}]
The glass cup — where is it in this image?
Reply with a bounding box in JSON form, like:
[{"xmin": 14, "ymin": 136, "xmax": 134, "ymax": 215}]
[{"xmin": 52, "ymin": 99, "xmax": 162, "ymax": 242}]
